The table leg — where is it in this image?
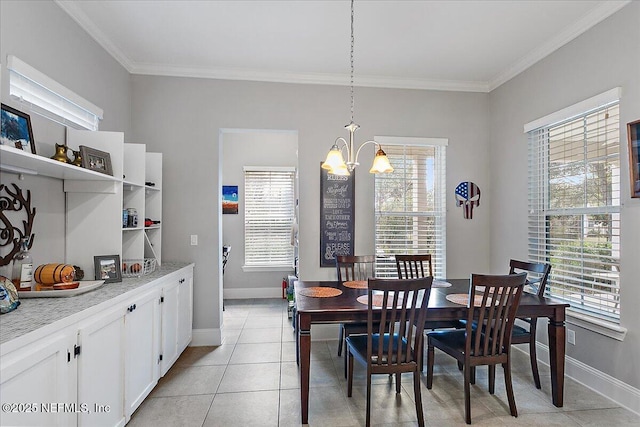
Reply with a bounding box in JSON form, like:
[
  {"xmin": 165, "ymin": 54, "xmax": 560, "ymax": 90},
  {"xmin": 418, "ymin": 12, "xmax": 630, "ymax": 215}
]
[
  {"xmin": 548, "ymin": 311, "xmax": 565, "ymax": 407},
  {"xmin": 295, "ymin": 310, "xmax": 300, "ymax": 366},
  {"xmin": 299, "ymin": 313, "xmax": 311, "ymax": 424}
]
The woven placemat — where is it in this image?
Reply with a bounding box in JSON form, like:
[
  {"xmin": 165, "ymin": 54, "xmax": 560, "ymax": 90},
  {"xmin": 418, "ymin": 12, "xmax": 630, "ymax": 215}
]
[
  {"xmin": 356, "ymin": 294, "xmax": 404, "ymax": 308},
  {"xmin": 343, "ymin": 280, "xmax": 367, "ymax": 289},
  {"xmin": 298, "ymin": 286, "xmax": 343, "ymax": 298},
  {"xmin": 446, "ymin": 293, "xmax": 494, "ymax": 307},
  {"xmin": 433, "ymin": 280, "xmax": 452, "ymax": 288}
]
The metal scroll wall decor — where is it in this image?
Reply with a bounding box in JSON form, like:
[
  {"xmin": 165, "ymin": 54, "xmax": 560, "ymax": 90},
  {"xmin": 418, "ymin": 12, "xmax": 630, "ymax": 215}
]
[
  {"xmin": 455, "ymin": 181, "xmax": 481, "ymax": 219},
  {"xmin": 0, "ymin": 183, "xmax": 36, "ymax": 266}
]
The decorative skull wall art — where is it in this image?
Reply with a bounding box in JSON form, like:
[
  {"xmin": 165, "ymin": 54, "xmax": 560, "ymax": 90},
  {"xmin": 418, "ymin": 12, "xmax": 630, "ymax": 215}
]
[{"xmin": 455, "ymin": 181, "xmax": 481, "ymax": 219}]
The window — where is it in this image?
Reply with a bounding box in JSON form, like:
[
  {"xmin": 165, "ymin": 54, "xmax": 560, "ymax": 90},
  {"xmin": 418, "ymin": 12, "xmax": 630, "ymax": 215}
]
[
  {"xmin": 7, "ymin": 55, "xmax": 103, "ymax": 130},
  {"xmin": 374, "ymin": 137, "xmax": 447, "ymax": 278},
  {"xmin": 244, "ymin": 166, "xmax": 296, "ymax": 270},
  {"xmin": 527, "ymin": 90, "xmax": 621, "ymax": 323}
]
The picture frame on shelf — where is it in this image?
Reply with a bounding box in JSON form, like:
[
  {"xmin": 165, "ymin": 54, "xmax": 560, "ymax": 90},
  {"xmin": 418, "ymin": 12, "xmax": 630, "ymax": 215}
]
[
  {"xmin": 1, "ymin": 104, "xmax": 36, "ymax": 154},
  {"xmin": 94, "ymin": 254, "xmax": 122, "ymax": 283},
  {"xmin": 80, "ymin": 145, "xmax": 113, "ymax": 176},
  {"xmin": 628, "ymin": 119, "xmax": 640, "ymax": 198}
]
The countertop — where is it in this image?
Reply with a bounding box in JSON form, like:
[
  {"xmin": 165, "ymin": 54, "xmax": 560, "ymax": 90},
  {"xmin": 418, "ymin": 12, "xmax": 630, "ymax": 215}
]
[{"xmin": 0, "ymin": 262, "xmax": 193, "ymax": 347}]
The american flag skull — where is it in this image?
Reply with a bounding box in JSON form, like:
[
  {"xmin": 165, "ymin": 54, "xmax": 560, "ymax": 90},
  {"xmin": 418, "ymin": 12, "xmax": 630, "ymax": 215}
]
[{"xmin": 455, "ymin": 181, "xmax": 481, "ymax": 219}]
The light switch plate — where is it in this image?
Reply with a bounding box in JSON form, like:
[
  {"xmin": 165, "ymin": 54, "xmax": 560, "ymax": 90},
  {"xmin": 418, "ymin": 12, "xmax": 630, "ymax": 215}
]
[{"xmin": 190, "ymin": 235, "xmax": 198, "ymax": 246}]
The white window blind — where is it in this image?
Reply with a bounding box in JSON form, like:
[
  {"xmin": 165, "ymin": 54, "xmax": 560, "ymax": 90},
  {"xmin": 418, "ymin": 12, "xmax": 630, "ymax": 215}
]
[
  {"xmin": 7, "ymin": 55, "xmax": 103, "ymax": 130},
  {"xmin": 528, "ymin": 100, "xmax": 621, "ymax": 322},
  {"xmin": 374, "ymin": 140, "xmax": 447, "ymax": 278},
  {"xmin": 244, "ymin": 167, "xmax": 296, "ymax": 268}
]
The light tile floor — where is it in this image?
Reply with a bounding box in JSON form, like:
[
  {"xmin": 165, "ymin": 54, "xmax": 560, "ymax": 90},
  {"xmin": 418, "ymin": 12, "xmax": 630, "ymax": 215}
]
[{"xmin": 128, "ymin": 298, "xmax": 640, "ymax": 426}]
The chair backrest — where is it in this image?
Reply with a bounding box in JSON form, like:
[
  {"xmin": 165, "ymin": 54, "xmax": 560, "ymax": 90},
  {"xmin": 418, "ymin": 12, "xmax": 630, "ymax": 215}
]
[
  {"xmin": 395, "ymin": 254, "xmax": 433, "ymax": 279},
  {"xmin": 336, "ymin": 255, "xmax": 376, "ymax": 282},
  {"xmin": 464, "ymin": 273, "xmax": 527, "ymax": 359},
  {"xmin": 366, "ymin": 277, "xmax": 433, "ymax": 366},
  {"xmin": 509, "ymin": 259, "xmax": 551, "ymax": 298}
]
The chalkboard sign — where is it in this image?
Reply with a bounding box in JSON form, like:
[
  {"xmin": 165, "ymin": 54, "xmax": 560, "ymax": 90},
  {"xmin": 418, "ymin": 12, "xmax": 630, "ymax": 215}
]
[{"xmin": 320, "ymin": 165, "xmax": 355, "ymax": 267}]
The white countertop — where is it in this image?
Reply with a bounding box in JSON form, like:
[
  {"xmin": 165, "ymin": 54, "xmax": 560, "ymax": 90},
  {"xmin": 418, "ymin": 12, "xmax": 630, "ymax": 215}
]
[{"xmin": 0, "ymin": 262, "xmax": 193, "ymax": 350}]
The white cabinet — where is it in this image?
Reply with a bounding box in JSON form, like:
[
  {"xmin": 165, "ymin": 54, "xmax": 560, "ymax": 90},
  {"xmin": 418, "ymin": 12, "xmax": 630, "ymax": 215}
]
[
  {"xmin": 159, "ymin": 267, "xmax": 193, "ymax": 375},
  {"xmin": 77, "ymin": 307, "xmax": 126, "ymax": 427},
  {"xmin": 0, "ymin": 333, "xmax": 76, "ymax": 427},
  {"xmin": 124, "ymin": 288, "xmax": 161, "ymax": 419},
  {"xmin": 160, "ymin": 279, "xmax": 180, "ymax": 376},
  {"xmin": 177, "ymin": 271, "xmax": 193, "ymax": 352}
]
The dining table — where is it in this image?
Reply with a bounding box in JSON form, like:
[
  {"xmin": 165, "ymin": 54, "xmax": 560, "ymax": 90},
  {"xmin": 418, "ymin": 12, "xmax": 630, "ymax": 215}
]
[{"xmin": 294, "ymin": 278, "xmax": 570, "ymax": 424}]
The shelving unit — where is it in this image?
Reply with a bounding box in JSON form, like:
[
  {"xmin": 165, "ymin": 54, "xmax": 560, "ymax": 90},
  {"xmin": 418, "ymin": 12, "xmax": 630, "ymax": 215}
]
[{"xmin": 0, "ymin": 132, "xmax": 162, "ymax": 279}]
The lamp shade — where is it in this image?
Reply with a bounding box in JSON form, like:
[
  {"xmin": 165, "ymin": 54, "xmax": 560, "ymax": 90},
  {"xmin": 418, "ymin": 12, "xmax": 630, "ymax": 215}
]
[
  {"xmin": 322, "ymin": 144, "xmax": 347, "ymax": 171},
  {"xmin": 369, "ymin": 148, "xmax": 394, "ymax": 173}
]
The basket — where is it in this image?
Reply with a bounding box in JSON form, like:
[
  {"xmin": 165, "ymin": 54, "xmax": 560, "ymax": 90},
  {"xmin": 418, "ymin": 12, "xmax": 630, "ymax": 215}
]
[{"xmin": 122, "ymin": 258, "xmax": 157, "ymax": 278}]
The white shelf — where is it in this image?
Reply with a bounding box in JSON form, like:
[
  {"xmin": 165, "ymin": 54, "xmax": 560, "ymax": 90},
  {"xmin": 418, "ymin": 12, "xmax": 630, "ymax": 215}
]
[
  {"xmin": 123, "ymin": 181, "xmax": 144, "ymax": 191},
  {"xmin": 145, "ymin": 225, "xmax": 161, "ymax": 230},
  {"xmin": 0, "ymin": 145, "xmax": 120, "ymax": 182},
  {"xmin": 123, "ymin": 227, "xmax": 144, "ymax": 231},
  {"xmin": 145, "ymin": 185, "xmax": 160, "ymax": 192}
]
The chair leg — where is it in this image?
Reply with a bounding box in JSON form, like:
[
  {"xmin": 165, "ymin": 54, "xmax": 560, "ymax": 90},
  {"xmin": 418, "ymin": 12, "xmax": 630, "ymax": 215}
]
[
  {"xmin": 338, "ymin": 324, "xmax": 344, "ymax": 356},
  {"xmin": 529, "ymin": 335, "xmax": 542, "ymax": 389},
  {"xmin": 463, "ymin": 363, "xmax": 472, "ymax": 424},
  {"xmin": 470, "ymin": 366, "xmax": 476, "ymax": 385},
  {"xmin": 413, "ymin": 369, "xmax": 425, "ymax": 427},
  {"xmin": 366, "ymin": 368, "xmax": 372, "ymax": 427},
  {"xmin": 503, "ymin": 361, "xmax": 518, "ymax": 417},
  {"xmin": 488, "ymin": 365, "xmax": 495, "ymax": 394},
  {"xmin": 426, "ymin": 342, "xmax": 434, "ymax": 389},
  {"xmin": 395, "ymin": 372, "xmax": 401, "ymax": 394},
  {"xmin": 457, "ymin": 361, "xmax": 463, "ymax": 371},
  {"xmin": 347, "ymin": 350, "xmax": 354, "ymax": 397}
]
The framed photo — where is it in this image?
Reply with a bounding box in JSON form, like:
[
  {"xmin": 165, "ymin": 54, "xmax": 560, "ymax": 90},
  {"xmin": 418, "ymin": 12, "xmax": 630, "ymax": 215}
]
[
  {"xmin": 1, "ymin": 104, "xmax": 36, "ymax": 154},
  {"xmin": 222, "ymin": 185, "xmax": 239, "ymax": 214},
  {"xmin": 80, "ymin": 145, "xmax": 113, "ymax": 176},
  {"xmin": 628, "ymin": 119, "xmax": 640, "ymax": 198},
  {"xmin": 94, "ymin": 255, "xmax": 122, "ymax": 283}
]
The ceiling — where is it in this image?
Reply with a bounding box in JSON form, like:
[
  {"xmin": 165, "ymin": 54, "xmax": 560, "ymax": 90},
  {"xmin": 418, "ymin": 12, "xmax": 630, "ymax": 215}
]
[{"xmin": 55, "ymin": 0, "xmax": 630, "ymax": 93}]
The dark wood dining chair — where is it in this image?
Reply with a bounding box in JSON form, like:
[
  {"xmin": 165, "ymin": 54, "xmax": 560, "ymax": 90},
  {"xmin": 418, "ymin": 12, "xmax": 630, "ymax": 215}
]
[
  {"xmin": 426, "ymin": 273, "xmax": 527, "ymax": 424},
  {"xmin": 507, "ymin": 259, "xmax": 551, "ymax": 389},
  {"xmin": 346, "ymin": 277, "xmax": 433, "ymax": 427},
  {"xmin": 336, "ymin": 255, "xmax": 376, "ymax": 358}
]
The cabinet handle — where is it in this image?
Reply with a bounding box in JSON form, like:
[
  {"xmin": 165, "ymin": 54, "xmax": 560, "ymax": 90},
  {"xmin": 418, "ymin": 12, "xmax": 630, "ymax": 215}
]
[{"xmin": 179, "ymin": 278, "xmax": 185, "ymax": 284}]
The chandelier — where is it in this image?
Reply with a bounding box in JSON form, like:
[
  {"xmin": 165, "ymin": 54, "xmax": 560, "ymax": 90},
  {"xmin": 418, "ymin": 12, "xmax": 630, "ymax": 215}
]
[{"xmin": 321, "ymin": 0, "xmax": 393, "ymax": 176}]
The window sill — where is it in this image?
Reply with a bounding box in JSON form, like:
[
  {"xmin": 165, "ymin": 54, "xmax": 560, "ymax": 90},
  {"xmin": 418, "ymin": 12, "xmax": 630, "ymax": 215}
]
[
  {"xmin": 566, "ymin": 310, "xmax": 627, "ymax": 341},
  {"xmin": 242, "ymin": 265, "xmax": 295, "ymax": 273}
]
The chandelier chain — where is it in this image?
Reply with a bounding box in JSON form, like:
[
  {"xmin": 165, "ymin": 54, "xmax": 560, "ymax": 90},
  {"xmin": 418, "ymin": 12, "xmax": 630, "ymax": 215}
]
[{"xmin": 350, "ymin": 0, "xmax": 355, "ymax": 124}]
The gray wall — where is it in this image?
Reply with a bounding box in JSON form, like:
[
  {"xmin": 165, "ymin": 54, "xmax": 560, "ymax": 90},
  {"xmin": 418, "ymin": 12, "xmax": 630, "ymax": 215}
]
[
  {"xmin": 221, "ymin": 130, "xmax": 298, "ymax": 297},
  {"xmin": 0, "ymin": 0, "xmax": 131, "ymax": 273},
  {"xmin": 488, "ymin": 2, "xmax": 640, "ymax": 389},
  {"xmin": 130, "ymin": 76, "xmax": 490, "ymax": 334}
]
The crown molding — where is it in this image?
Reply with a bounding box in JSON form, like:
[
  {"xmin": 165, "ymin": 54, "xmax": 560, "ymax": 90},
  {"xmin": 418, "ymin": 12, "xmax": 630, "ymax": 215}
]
[
  {"xmin": 489, "ymin": 0, "xmax": 631, "ymax": 91},
  {"xmin": 54, "ymin": 0, "xmax": 135, "ymax": 72},
  {"xmin": 129, "ymin": 63, "xmax": 490, "ymax": 93}
]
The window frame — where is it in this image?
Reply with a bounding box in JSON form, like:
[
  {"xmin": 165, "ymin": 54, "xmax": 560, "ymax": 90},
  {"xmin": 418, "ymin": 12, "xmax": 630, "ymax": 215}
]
[
  {"xmin": 373, "ymin": 136, "xmax": 447, "ymax": 279},
  {"xmin": 242, "ymin": 166, "xmax": 296, "ymax": 272}
]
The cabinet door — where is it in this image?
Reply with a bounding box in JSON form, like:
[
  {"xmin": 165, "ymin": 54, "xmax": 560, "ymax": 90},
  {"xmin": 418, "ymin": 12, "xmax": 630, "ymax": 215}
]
[
  {"xmin": 177, "ymin": 272, "xmax": 193, "ymax": 352},
  {"xmin": 160, "ymin": 279, "xmax": 179, "ymax": 376},
  {"xmin": 0, "ymin": 333, "xmax": 75, "ymax": 427},
  {"xmin": 124, "ymin": 289, "xmax": 160, "ymax": 420},
  {"xmin": 77, "ymin": 306, "xmax": 126, "ymax": 427}
]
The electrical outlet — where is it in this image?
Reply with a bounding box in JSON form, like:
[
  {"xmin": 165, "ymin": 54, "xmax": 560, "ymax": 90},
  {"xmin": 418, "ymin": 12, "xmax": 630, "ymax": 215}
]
[
  {"xmin": 190, "ymin": 235, "xmax": 198, "ymax": 246},
  {"xmin": 567, "ymin": 329, "xmax": 576, "ymax": 345}
]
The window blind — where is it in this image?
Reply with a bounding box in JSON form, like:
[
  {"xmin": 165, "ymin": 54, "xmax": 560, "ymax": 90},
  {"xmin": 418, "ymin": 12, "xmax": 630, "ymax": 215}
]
[
  {"xmin": 374, "ymin": 142, "xmax": 447, "ymax": 278},
  {"xmin": 528, "ymin": 101, "xmax": 621, "ymax": 322},
  {"xmin": 8, "ymin": 55, "xmax": 103, "ymax": 130},
  {"xmin": 244, "ymin": 167, "xmax": 296, "ymax": 268}
]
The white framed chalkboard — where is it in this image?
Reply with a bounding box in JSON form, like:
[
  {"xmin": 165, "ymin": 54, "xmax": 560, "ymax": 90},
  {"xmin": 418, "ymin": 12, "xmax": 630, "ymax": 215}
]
[{"xmin": 320, "ymin": 164, "xmax": 355, "ymax": 267}]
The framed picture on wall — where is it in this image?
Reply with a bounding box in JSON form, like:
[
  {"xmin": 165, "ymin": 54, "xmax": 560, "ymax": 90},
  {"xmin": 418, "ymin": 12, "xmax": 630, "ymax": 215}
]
[
  {"xmin": 1, "ymin": 104, "xmax": 36, "ymax": 154},
  {"xmin": 628, "ymin": 119, "xmax": 640, "ymax": 198},
  {"xmin": 222, "ymin": 185, "xmax": 239, "ymax": 214}
]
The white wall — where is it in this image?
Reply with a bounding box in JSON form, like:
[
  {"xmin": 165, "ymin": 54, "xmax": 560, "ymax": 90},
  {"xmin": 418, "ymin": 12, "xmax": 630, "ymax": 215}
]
[
  {"xmin": 0, "ymin": 0, "xmax": 131, "ymax": 273},
  {"xmin": 130, "ymin": 76, "xmax": 490, "ymax": 337},
  {"xmin": 221, "ymin": 130, "xmax": 298, "ymax": 298},
  {"xmin": 489, "ymin": 2, "xmax": 640, "ymax": 390}
]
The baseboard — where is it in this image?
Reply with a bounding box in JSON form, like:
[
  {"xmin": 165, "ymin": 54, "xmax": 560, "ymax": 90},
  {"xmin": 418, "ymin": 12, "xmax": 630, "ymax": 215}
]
[
  {"xmin": 521, "ymin": 343, "xmax": 640, "ymax": 415},
  {"xmin": 190, "ymin": 328, "xmax": 222, "ymax": 346},
  {"xmin": 223, "ymin": 287, "xmax": 282, "ymax": 299}
]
